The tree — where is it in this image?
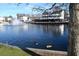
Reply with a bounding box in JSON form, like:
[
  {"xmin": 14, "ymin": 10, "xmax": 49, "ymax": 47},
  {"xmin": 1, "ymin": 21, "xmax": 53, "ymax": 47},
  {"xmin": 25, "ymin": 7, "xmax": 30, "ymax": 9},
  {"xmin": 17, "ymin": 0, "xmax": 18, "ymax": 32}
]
[{"xmin": 68, "ymin": 3, "xmax": 79, "ymax": 56}]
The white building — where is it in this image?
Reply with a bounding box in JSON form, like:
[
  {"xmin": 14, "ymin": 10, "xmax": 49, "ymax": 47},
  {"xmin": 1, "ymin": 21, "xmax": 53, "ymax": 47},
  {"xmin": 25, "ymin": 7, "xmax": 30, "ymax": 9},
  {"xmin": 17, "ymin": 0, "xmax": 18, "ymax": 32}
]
[
  {"xmin": 7, "ymin": 17, "xmax": 12, "ymax": 21},
  {"xmin": 20, "ymin": 16, "xmax": 31, "ymax": 22},
  {"xmin": 17, "ymin": 14, "xmax": 32, "ymax": 22},
  {"xmin": 0, "ymin": 17, "xmax": 5, "ymax": 23}
]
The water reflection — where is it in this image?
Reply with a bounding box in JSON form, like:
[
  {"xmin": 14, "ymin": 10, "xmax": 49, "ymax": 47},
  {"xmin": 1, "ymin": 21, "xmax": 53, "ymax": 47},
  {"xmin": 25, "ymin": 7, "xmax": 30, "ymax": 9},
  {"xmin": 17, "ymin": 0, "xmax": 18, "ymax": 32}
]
[
  {"xmin": 12, "ymin": 25, "xmax": 29, "ymax": 34},
  {"xmin": 32, "ymin": 24, "xmax": 65, "ymax": 37},
  {"xmin": 0, "ymin": 26, "xmax": 5, "ymax": 32},
  {"xmin": 59, "ymin": 24, "xmax": 64, "ymax": 35},
  {"xmin": 0, "ymin": 24, "xmax": 68, "ymax": 51}
]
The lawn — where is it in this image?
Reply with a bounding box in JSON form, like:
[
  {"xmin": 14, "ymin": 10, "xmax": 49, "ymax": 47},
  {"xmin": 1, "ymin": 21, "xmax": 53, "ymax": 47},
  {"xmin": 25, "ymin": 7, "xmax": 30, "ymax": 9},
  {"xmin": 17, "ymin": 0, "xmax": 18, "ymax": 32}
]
[{"xmin": 0, "ymin": 44, "xmax": 31, "ymax": 56}]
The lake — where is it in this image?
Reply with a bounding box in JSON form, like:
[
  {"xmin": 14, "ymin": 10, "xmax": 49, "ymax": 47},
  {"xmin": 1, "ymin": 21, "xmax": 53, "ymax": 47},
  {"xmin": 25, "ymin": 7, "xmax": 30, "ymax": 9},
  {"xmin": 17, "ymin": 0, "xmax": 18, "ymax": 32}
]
[{"xmin": 0, "ymin": 24, "xmax": 68, "ymax": 51}]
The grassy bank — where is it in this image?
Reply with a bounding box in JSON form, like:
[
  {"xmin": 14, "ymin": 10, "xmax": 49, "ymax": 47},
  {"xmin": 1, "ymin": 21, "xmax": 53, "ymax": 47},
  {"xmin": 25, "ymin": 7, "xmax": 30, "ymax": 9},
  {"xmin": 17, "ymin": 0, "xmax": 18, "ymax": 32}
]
[{"xmin": 0, "ymin": 44, "xmax": 31, "ymax": 56}]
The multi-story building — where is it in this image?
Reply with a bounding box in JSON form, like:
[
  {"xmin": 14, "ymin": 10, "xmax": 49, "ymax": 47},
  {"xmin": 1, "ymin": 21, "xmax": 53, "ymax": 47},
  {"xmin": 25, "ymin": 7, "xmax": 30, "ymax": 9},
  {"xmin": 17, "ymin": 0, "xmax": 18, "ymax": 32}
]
[{"xmin": 41, "ymin": 6, "xmax": 66, "ymax": 22}]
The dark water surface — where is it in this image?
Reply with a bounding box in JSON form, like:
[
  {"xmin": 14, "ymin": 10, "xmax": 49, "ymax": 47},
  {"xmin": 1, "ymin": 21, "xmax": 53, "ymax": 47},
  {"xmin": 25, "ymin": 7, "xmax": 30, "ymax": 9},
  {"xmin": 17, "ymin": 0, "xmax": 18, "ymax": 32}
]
[{"xmin": 0, "ymin": 24, "xmax": 68, "ymax": 51}]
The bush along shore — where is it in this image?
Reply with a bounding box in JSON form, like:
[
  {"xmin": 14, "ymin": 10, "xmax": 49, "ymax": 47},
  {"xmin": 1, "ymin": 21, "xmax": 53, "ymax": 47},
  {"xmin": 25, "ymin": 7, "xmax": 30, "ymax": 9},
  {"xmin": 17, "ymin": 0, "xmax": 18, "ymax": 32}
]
[{"xmin": 0, "ymin": 43, "xmax": 31, "ymax": 56}]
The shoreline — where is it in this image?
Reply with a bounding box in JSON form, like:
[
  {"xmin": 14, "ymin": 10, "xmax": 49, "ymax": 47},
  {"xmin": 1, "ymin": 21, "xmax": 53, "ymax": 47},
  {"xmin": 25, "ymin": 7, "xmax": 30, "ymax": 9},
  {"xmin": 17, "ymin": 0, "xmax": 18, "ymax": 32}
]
[
  {"xmin": 0, "ymin": 43, "xmax": 67, "ymax": 56},
  {"xmin": 26, "ymin": 48, "xmax": 67, "ymax": 56}
]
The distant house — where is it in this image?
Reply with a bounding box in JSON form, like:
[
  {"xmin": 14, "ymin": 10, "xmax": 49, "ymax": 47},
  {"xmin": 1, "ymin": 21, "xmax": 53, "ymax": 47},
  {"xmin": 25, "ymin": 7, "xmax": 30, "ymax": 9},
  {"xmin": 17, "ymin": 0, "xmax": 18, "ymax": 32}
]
[
  {"xmin": 17, "ymin": 14, "xmax": 32, "ymax": 22},
  {"xmin": 4, "ymin": 16, "xmax": 13, "ymax": 23},
  {"xmin": 0, "ymin": 16, "xmax": 13, "ymax": 25},
  {"xmin": 17, "ymin": 14, "xmax": 25, "ymax": 20},
  {"xmin": 22, "ymin": 16, "xmax": 31, "ymax": 22},
  {"xmin": 0, "ymin": 17, "xmax": 5, "ymax": 23}
]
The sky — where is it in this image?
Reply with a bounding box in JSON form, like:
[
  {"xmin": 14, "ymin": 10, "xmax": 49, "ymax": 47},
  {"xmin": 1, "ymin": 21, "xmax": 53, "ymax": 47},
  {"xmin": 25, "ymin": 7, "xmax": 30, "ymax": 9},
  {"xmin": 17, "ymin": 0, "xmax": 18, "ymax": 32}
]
[
  {"xmin": 0, "ymin": 3, "xmax": 69, "ymax": 18},
  {"xmin": 0, "ymin": 3, "xmax": 52, "ymax": 17}
]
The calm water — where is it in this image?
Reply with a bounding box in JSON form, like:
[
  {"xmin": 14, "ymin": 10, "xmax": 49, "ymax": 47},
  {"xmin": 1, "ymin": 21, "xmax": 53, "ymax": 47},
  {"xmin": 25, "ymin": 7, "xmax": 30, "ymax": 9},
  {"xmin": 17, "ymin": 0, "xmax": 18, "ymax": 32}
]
[{"xmin": 0, "ymin": 24, "xmax": 68, "ymax": 51}]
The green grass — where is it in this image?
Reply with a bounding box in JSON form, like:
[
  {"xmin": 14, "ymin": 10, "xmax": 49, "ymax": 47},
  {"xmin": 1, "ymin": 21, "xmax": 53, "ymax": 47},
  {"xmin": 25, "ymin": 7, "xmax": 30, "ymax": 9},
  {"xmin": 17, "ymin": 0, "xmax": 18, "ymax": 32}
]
[{"xmin": 0, "ymin": 44, "xmax": 31, "ymax": 56}]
